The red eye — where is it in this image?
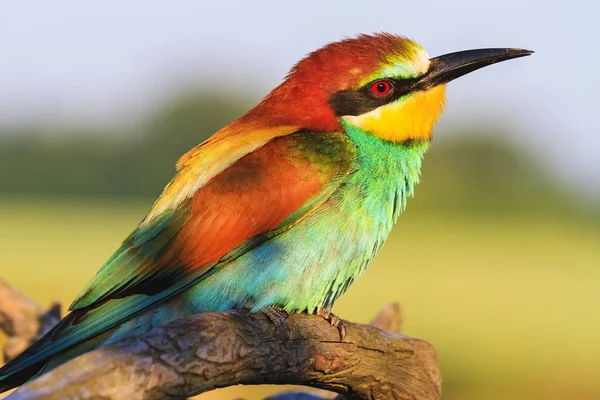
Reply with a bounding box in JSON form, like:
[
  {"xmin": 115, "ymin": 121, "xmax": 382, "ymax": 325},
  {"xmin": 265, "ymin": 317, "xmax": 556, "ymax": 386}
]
[{"xmin": 371, "ymin": 80, "xmax": 392, "ymax": 96}]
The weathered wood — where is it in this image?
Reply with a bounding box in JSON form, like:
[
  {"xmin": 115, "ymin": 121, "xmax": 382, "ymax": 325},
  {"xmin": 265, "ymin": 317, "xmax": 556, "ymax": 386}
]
[
  {"xmin": 0, "ymin": 278, "xmax": 441, "ymax": 400},
  {"xmin": 0, "ymin": 279, "xmax": 60, "ymax": 363}
]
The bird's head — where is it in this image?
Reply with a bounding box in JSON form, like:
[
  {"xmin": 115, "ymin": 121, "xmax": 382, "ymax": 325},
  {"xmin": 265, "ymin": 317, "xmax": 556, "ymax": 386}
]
[{"xmin": 247, "ymin": 33, "xmax": 532, "ymax": 142}]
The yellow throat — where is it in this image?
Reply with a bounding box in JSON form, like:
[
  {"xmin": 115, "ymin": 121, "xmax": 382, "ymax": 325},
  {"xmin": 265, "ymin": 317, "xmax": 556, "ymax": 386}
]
[{"xmin": 342, "ymin": 85, "xmax": 446, "ymax": 142}]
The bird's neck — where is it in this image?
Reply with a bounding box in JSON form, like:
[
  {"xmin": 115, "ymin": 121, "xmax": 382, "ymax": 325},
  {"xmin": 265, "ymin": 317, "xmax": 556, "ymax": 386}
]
[
  {"xmin": 312, "ymin": 120, "xmax": 428, "ymax": 305},
  {"xmin": 341, "ymin": 120, "xmax": 429, "ymax": 222}
]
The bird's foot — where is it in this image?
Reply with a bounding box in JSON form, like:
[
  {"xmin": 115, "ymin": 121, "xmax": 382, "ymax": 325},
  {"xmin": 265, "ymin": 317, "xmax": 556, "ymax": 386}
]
[
  {"xmin": 264, "ymin": 305, "xmax": 290, "ymax": 338},
  {"xmin": 318, "ymin": 309, "xmax": 347, "ymax": 341}
]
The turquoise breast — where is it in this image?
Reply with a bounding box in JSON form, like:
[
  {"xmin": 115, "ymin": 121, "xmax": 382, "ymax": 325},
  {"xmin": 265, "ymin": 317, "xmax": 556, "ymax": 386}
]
[{"xmin": 183, "ymin": 123, "xmax": 430, "ymax": 314}]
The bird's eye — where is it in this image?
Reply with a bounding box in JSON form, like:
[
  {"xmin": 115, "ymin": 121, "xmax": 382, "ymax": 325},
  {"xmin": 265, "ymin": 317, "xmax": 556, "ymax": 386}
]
[{"xmin": 370, "ymin": 80, "xmax": 393, "ymax": 96}]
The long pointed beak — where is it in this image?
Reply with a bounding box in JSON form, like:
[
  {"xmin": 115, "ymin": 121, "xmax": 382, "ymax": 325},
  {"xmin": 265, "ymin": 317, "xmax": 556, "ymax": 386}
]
[{"xmin": 416, "ymin": 48, "xmax": 534, "ymax": 90}]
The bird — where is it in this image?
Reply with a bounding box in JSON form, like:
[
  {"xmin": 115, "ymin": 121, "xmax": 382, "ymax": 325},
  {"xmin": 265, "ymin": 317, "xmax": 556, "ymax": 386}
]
[{"xmin": 0, "ymin": 33, "xmax": 532, "ymax": 393}]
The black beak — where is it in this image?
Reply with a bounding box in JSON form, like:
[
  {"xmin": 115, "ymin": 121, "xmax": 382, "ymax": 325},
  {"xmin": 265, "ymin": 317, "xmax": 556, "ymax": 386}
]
[{"xmin": 416, "ymin": 48, "xmax": 534, "ymax": 90}]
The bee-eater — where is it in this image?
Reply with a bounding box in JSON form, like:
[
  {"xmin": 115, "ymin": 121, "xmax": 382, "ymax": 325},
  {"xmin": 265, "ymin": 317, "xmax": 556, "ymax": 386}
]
[{"xmin": 0, "ymin": 33, "xmax": 531, "ymax": 392}]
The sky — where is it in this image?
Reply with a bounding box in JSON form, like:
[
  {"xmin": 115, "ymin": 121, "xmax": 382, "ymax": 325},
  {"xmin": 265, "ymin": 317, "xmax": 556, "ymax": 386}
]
[{"xmin": 0, "ymin": 0, "xmax": 598, "ymax": 194}]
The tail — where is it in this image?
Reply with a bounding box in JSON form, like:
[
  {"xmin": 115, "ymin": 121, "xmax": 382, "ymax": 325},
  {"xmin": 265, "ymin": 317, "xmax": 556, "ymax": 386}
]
[
  {"xmin": 0, "ymin": 277, "xmax": 203, "ymax": 394},
  {"xmin": 0, "ymin": 360, "xmax": 45, "ymax": 394},
  {"xmin": 0, "ymin": 314, "xmax": 111, "ymax": 393},
  {"xmin": 0, "ymin": 295, "xmax": 149, "ymax": 394},
  {"xmin": 0, "ymin": 317, "xmax": 69, "ymax": 393}
]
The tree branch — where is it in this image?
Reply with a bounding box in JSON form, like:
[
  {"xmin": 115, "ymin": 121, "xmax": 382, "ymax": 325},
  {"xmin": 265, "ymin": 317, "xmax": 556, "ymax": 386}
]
[
  {"xmin": 0, "ymin": 280, "xmax": 60, "ymax": 363},
  {"xmin": 1, "ymin": 279, "xmax": 441, "ymax": 400}
]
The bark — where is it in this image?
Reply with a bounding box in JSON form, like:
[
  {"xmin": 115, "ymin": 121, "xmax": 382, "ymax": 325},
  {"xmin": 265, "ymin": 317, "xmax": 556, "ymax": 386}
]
[
  {"xmin": 0, "ymin": 279, "xmax": 440, "ymax": 400},
  {"xmin": 0, "ymin": 280, "xmax": 60, "ymax": 363}
]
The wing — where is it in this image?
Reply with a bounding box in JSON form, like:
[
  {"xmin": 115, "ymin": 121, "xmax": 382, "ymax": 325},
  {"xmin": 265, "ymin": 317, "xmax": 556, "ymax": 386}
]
[
  {"xmin": 0, "ymin": 128, "xmax": 356, "ymax": 391},
  {"xmin": 72, "ymin": 129, "xmax": 356, "ymax": 309}
]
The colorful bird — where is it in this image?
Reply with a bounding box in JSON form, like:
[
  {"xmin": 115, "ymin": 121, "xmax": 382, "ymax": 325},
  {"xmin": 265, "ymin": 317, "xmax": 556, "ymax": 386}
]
[{"xmin": 0, "ymin": 33, "xmax": 531, "ymax": 392}]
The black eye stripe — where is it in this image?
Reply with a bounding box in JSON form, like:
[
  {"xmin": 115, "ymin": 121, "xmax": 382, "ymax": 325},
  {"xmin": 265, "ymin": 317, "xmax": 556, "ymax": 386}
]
[{"xmin": 329, "ymin": 77, "xmax": 419, "ymax": 117}]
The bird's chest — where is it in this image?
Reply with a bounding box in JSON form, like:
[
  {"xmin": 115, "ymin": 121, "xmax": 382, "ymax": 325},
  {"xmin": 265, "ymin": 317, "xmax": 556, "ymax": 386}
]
[
  {"xmin": 336, "ymin": 128, "xmax": 429, "ymax": 243},
  {"xmin": 284, "ymin": 130, "xmax": 429, "ymax": 310}
]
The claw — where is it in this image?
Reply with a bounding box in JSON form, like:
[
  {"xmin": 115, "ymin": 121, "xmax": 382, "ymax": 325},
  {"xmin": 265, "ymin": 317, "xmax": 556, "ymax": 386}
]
[
  {"xmin": 264, "ymin": 305, "xmax": 290, "ymax": 338},
  {"xmin": 318, "ymin": 309, "xmax": 347, "ymax": 341}
]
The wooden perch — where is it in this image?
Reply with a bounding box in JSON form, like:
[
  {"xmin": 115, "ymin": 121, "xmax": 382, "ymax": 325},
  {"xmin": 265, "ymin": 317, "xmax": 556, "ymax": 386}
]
[
  {"xmin": 0, "ymin": 280, "xmax": 60, "ymax": 364},
  {"xmin": 0, "ymin": 279, "xmax": 441, "ymax": 400}
]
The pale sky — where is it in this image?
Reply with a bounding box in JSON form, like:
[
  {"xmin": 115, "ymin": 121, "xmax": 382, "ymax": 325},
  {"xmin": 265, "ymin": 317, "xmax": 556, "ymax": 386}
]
[{"xmin": 0, "ymin": 0, "xmax": 598, "ymax": 194}]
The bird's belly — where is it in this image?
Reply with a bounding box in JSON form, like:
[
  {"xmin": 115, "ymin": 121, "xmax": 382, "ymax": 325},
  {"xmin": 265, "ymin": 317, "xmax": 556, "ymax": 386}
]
[{"xmin": 181, "ymin": 176, "xmax": 398, "ymax": 314}]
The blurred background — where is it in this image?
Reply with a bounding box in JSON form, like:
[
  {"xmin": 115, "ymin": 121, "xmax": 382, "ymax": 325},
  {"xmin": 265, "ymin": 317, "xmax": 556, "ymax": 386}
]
[{"xmin": 1, "ymin": 1, "xmax": 599, "ymax": 399}]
